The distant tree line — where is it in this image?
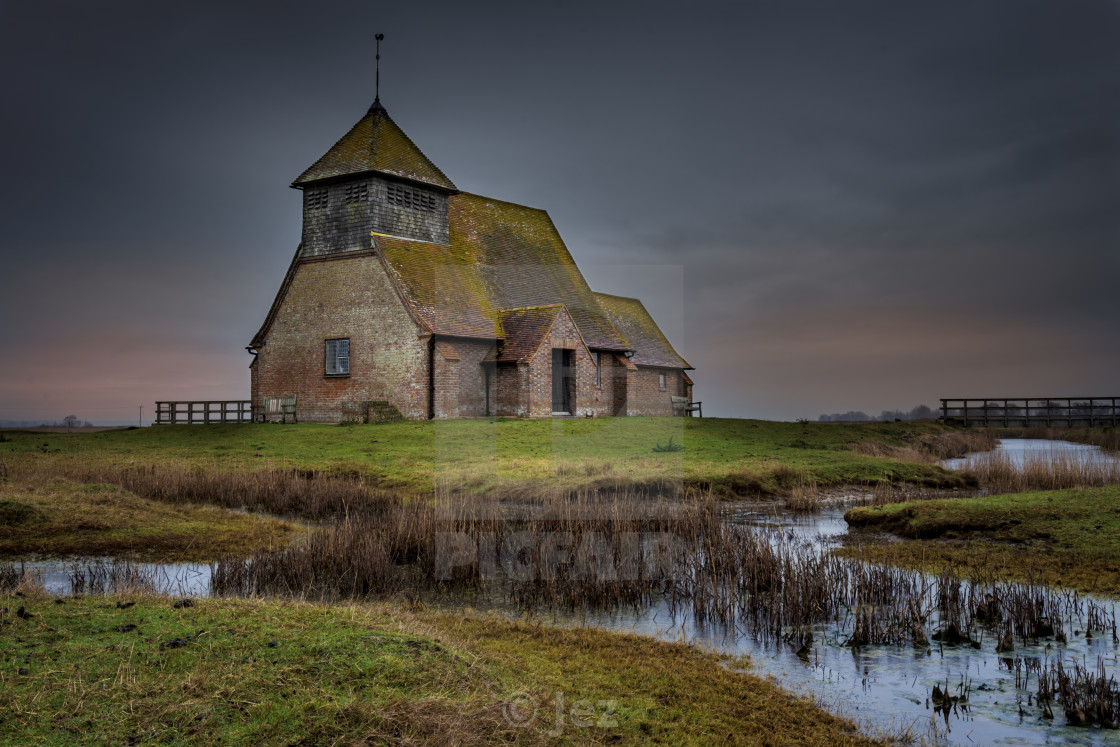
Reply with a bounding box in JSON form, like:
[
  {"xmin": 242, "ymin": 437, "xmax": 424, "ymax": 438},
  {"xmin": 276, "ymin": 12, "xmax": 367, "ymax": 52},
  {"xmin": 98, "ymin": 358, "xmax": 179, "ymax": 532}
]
[
  {"xmin": 818, "ymin": 404, "xmax": 936, "ymax": 422},
  {"xmin": 0, "ymin": 417, "xmax": 94, "ymax": 428}
]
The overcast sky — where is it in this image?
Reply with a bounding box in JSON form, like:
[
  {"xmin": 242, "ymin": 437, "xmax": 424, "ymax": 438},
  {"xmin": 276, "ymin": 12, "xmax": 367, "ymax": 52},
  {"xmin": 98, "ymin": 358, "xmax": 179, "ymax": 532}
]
[{"xmin": 0, "ymin": 0, "xmax": 1117, "ymax": 423}]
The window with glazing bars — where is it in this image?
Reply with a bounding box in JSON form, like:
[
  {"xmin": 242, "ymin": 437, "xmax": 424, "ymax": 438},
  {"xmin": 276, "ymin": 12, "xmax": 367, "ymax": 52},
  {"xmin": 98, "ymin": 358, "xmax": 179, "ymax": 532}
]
[{"xmin": 325, "ymin": 338, "xmax": 350, "ymax": 375}]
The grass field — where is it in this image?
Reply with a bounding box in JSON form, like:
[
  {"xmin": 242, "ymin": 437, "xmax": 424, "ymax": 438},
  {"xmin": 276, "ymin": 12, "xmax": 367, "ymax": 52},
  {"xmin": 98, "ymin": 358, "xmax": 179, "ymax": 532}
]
[
  {"xmin": 0, "ymin": 590, "xmax": 880, "ymax": 746},
  {"xmin": 843, "ymin": 485, "xmax": 1120, "ymax": 595},
  {"xmin": 0, "ymin": 418, "xmax": 976, "ymax": 498},
  {"xmin": 0, "ymin": 478, "xmax": 297, "ymax": 561}
]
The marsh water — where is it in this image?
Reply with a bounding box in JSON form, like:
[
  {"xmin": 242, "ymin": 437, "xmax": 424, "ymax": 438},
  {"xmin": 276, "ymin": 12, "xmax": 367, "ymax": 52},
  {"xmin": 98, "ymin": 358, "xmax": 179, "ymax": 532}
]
[
  {"xmin": 941, "ymin": 437, "xmax": 1120, "ymax": 471},
  {"xmin": 13, "ymin": 438, "xmax": 1120, "ymax": 745},
  {"xmin": 549, "ymin": 505, "xmax": 1120, "ymax": 745}
]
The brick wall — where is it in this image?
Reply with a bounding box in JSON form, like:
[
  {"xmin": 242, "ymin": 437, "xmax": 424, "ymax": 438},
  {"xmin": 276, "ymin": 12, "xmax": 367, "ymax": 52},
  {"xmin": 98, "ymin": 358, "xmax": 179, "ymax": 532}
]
[
  {"xmin": 494, "ymin": 362, "xmax": 530, "ymax": 417},
  {"xmin": 627, "ymin": 366, "xmax": 685, "ymax": 416},
  {"xmin": 300, "ymin": 174, "xmax": 449, "ymax": 257},
  {"xmin": 252, "ymin": 252, "xmax": 429, "ymax": 422}
]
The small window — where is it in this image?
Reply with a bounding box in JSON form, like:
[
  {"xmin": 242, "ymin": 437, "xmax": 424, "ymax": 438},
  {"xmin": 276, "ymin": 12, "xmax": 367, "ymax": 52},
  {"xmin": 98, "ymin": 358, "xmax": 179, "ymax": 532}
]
[
  {"xmin": 658, "ymin": 373, "xmax": 666, "ymax": 390},
  {"xmin": 594, "ymin": 352, "xmax": 602, "ymax": 388},
  {"xmin": 325, "ymin": 338, "xmax": 350, "ymax": 376},
  {"xmin": 307, "ymin": 189, "xmax": 329, "ymax": 209},
  {"xmin": 344, "ymin": 183, "xmax": 368, "ymax": 203}
]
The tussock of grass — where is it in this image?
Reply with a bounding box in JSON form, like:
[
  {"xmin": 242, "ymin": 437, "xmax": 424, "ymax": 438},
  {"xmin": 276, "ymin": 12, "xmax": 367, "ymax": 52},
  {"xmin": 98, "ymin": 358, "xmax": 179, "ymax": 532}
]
[
  {"xmin": 0, "ymin": 478, "xmax": 297, "ymax": 561},
  {"xmin": 843, "ymin": 485, "xmax": 1120, "ymax": 595},
  {"xmin": 784, "ymin": 479, "xmax": 823, "ymax": 512},
  {"xmin": 0, "ymin": 593, "xmax": 882, "ymax": 745}
]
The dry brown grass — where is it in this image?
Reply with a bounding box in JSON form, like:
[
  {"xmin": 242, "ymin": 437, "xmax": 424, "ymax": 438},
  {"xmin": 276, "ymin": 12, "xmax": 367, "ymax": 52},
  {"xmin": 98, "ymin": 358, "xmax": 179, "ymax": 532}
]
[
  {"xmin": 784, "ymin": 479, "xmax": 824, "ymax": 512},
  {"xmin": 958, "ymin": 449, "xmax": 1120, "ymax": 493},
  {"xmin": 850, "ymin": 429, "xmax": 998, "ymax": 464}
]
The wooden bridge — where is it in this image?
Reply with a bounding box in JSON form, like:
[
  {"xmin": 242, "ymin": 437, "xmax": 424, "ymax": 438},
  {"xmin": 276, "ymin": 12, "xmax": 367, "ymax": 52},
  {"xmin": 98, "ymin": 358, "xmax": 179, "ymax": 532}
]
[
  {"xmin": 940, "ymin": 398, "xmax": 1120, "ymax": 428},
  {"xmin": 155, "ymin": 401, "xmax": 252, "ymax": 424}
]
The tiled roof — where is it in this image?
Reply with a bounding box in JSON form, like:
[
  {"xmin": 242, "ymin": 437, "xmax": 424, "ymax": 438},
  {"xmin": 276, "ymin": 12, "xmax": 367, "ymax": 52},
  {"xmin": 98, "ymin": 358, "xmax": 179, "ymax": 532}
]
[
  {"xmin": 447, "ymin": 193, "xmax": 629, "ymax": 351},
  {"xmin": 496, "ymin": 305, "xmax": 563, "ymax": 362},
  {"xmin": 370, "ymin": 194, "xmax": 629, "ymax": 351},
  {"xmin": 292, "ymin": 101, "xmax": 456, "ymax": 190},
  {"xmin": 593, "ymin": 292, "xmax": 691, "ymax": 369},
  {"xmin": 373, "ymin": 232, "xmax": 499, "ymax": 339}
]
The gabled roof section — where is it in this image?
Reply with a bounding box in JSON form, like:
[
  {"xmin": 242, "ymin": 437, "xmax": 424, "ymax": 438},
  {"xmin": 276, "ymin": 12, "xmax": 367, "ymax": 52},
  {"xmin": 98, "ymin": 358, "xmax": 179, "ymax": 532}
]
[
  {"xmin": 496, "ymin": 305, "xmax": 563, "ymax": 362},
  {"xmin": 594, "ymin": 292, "xmax": 691, "ymax": 369},
  {"xmin": 293, "ymin": 101, "xmax": 456, "ymax": 191},
  {"xmin": 449, "ymin": 193, "xmax": 629, "ymax": 352}
]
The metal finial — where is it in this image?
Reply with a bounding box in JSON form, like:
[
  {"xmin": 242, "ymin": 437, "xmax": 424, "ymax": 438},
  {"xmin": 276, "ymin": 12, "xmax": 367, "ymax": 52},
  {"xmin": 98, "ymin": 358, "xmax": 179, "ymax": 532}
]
[{"xmin": 375, "ymin": 33, "xmax": 384, "ymax": 103}]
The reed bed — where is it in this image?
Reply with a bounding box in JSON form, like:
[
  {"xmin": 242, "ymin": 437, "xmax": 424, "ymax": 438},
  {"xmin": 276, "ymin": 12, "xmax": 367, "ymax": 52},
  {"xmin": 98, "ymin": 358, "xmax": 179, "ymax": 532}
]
[
  {"xmin": 200, "ymin": 486, "xmax": 1103, "ymax": 663},
  {"xmin": 0, "ymin": 562, "xmax": 26, "ymax": 592},
  {"xmin": 851, "ymin": 429, "xmax": 998, "ymax": 464},
  {"xmin": 783, "ymin": 480, "xmax": 823, "ymax": 513},
  {"xmin": 957, "ymin": 449, "xmax": 1120, "ymax": 493},
  {"xmin": 67, "ymin": 561, "xmax": 161, "ymax": 595},
  {"xmin": 1037, "ymin": 658, "xmax": 1120, "ymax": 727}
]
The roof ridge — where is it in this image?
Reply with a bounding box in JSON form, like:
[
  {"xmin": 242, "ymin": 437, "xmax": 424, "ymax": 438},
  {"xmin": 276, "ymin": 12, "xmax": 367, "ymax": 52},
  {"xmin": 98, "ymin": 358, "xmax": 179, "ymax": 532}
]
[
  {"xmin": 371, "ymin": 231, "xmax": 450, "ymax": 247},
  {"xmin": 373, "ymin": 105, "xmax": 456, "ymax": 190},
  {"xmin": 592, "ymin": 290, "xmax": 641, "ymax": 302},
  {"xmin": 454, "ymin": 191, "xmax": 549, "ymax": 215},
  {"xmin": 501, "ymin": 303, "xmax": 565, "ymax": 312}
]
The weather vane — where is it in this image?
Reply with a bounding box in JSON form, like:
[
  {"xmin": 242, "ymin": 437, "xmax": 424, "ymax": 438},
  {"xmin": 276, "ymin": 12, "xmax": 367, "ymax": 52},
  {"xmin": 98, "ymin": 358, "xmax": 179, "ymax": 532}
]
[{"xmin": 375, "ymin": 33, "xmax": 385, "ymax": 103}]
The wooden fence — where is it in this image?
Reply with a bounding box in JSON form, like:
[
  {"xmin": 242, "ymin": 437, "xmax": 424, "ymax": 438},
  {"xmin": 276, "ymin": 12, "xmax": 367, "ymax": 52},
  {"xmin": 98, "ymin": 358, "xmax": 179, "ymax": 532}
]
[
  {"xmin": 155, "ymin": 401, "xmax": 252, "ymax": 424},
  {"xmin": 940, "ymin": 398, "xmax": 1120, "ymax": 428}
]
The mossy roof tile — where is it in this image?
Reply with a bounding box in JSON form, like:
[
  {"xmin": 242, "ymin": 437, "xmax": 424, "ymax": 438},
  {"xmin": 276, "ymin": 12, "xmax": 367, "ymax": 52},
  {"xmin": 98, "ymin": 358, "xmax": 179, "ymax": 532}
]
[
  {"xmin": 496, "ymin": 305, "xmax": 563, "ymax": 362},
  {"xmin": 293, "ymin": 102, "xmax": 456, "ymax": 190},
  {"xmin": 593, "ymin": 292, "xmax": 691, "ymax": 369},
  {"xmin": 447, "ymin": 193, "xmax": 628, "ymax": 351}
]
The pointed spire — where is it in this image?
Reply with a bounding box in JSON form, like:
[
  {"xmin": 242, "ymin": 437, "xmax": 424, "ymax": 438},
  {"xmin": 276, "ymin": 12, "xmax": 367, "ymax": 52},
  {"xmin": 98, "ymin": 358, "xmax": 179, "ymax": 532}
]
[{"xmin": 369, "ymin": 33, "xmax": 385, "ymax": 113}]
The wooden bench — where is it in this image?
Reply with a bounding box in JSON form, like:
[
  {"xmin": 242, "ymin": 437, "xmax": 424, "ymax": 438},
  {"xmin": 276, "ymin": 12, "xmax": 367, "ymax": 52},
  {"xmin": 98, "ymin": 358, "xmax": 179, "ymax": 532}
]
[
  {"xmin": 254, "ymin": 395, "xmax": 298, "ymax": 424},
  {"xmin": 671, "ymin": 396, "xmax": 702, "ymax": 417}
]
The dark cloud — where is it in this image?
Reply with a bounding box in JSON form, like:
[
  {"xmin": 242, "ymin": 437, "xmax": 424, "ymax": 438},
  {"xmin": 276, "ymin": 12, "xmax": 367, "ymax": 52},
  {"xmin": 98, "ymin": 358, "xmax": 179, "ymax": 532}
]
[{"xmin": 0, "ymin": 0, "xmax": 1116, "ymax": 422}]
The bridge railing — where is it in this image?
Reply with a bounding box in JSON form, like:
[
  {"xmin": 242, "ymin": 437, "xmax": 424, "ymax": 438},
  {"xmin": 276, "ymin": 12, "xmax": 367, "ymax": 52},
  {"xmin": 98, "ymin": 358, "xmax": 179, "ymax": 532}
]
[{"xmin": 940, "ymin": 398, "xmax": 1120, "ymax": 427}]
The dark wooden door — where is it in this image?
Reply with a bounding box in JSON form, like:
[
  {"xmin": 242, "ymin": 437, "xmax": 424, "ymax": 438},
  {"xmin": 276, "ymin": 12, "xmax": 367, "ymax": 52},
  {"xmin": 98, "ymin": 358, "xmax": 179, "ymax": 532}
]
[{"xmin": 551, "ymin": 349, "xmax": 573, "ymax": 413}]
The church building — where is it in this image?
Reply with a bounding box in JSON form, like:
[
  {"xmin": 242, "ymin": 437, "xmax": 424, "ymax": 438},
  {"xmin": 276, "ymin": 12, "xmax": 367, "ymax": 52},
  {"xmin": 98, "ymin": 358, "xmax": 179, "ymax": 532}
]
[{"xmin": 249, "ymin": 96, "xmax": 693, "ymax": 422}]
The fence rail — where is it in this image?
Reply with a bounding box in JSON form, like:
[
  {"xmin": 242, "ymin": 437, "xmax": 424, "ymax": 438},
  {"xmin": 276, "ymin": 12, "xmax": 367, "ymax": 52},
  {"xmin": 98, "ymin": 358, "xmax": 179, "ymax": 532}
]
[
  {"xmin": 940, "ymin": 398, "xmax": 1120, "ymax": 428},
  {"xmin": 155, "ymin": 401, "xmax": 252, "ymax": 424}
]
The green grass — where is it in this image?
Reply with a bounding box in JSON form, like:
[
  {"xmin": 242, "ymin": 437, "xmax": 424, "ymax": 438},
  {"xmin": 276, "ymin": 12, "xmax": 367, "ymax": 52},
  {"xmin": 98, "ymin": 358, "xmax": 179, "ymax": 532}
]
[
  {"xmin": 843, "ymin": 485, "xmax": 1120, "ymax": 595},
  {"xmin": 0, "ymin": 418, "xmax": 972, "ymax": 497},
  {"xmin": 0, "ymin": 592, "xmax": 881, "ymax": 745},
  {"xmin": 0, "ymin": 478, "xmax": 298, "ymax": 561}
]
